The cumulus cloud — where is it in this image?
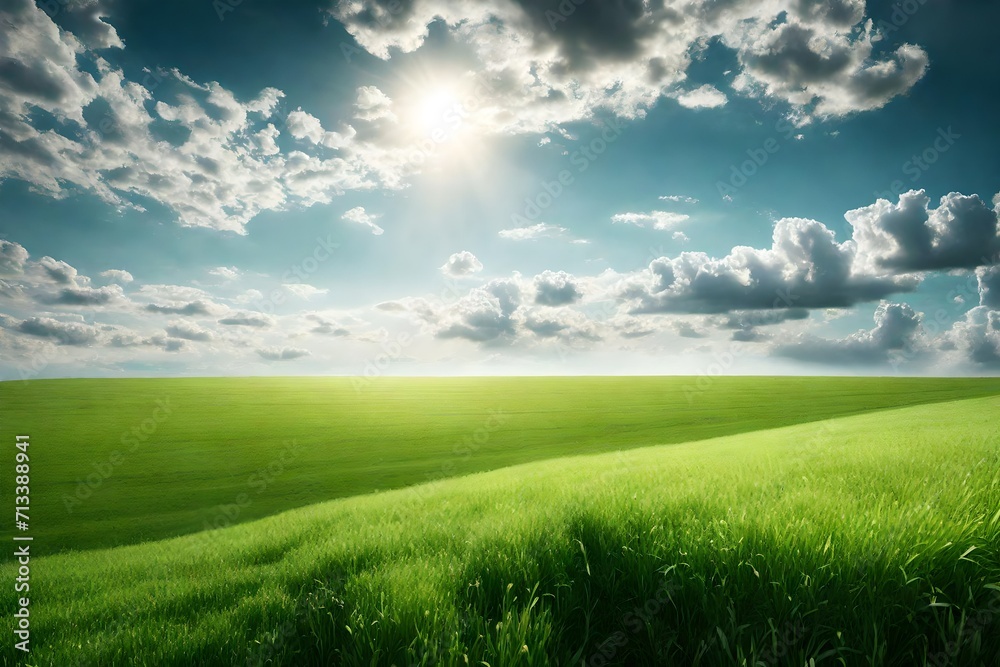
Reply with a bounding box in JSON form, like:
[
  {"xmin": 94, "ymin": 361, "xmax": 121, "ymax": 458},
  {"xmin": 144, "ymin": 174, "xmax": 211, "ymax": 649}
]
[
  {"xmin": 305, "ymin": 313, "xmax": 351, "ymax": 336},
  {"xmin": 849, "ymin": 190, "xmax": 1000, "ymax": 272},
  {"xmin": 676, "ymin": 84, "xmax": 728, "ymax": 109},
  {"xmin": 329, "ymin": 0, "xmax": 927, "ymax": 134},
  {"xmin": 731, "ymin": 17, "xmax": 928, "ymax": 122},
  {"xmin": 283, "ymin": 283, "xmax": 329, "ymax": 299},
  {"xmin": 341, "ymin": 206, "xmax": 385, "ymax": 235},
  {"xmin": 715, "ymin": 308, "xmax": 810, "ymax": 341},
  {"xmin": 354, "ymin": 85, "xmax": 395, "ymax": 122},
  {"xmin": 0, "ymin": 0, "xmax": 934, "ymax": 237},
  {"xmin": 440, "ymin": 251, "xmax": 483, "ymax": 277},
  {"xmin": 0, "ymin": 2, "xmax": 439, "ymax": 234},
  {"xmin": 774, "ymin": 302, "xmax": 922, "ymax": 365},
  {"xmin": 99, "ymin": 269, "xmax": 133, "ymax": 284},
  {"xmin": 0, "ymin": 240, "xmax": 29, "ymax": 275},
  {"xmin": 436, "ymin": 278, "xmax": 522, "ymax": 343},
  {"xmin": 36, "ymin": 256, "xmax": 83, "ymax": 286},
  {"xmin": 498, "ymin": 223, "xmax": 567, "ymax": 240},
  {"xmin": 218, "ymin": 313, "xmax": 275, "ymax": 328},
  {"xmin": 209, "ymin": 266, "xmax": 241, "ymax": 280},
  {"xmin": 286, "ymin": 108, "xmax": 355, "ymax": 148},
  {"xmin": 533, "ymin": 270, "xmax": 583, "ymax": 306},
  {"xmin": 612, "ymin": 211, "xmax": 689, "ymax": 230},
  {"xmin": 978, "ymin": 265, "xmax": 1000, "ymax": 309},
  {"xmin": 164, "ymin": 321, "xmax": 214, "ymax": 342},
  {"xmin": 660, "ymin": 195, "xmax": 698, "ymax": 204},
  {"xmin": 519, "ymin": 306, "xmax": 601, "ymax": 342},
  {"xmin": 257, "ymin": 346, "xmax": 310, "ymax": 361},
  {"xmin": 945, "ymin": 307, "xmax": 1000, "ymax": 368},
  {"xmin": 145, "ymin": 300, "xmax": 216, "ymax": 316},
  {"xmin": 942, "ymin": 271, "xmax": 1000, "ymax": 368},
  {"xmin": 6, "ymin": 316, "xmax": 100, "ymax": 346},
  {"xmin": 621, "ymin": 216, "xmax": 915, "ymax": 314},
  {"xmin": 36, "ymin": 284, "xmax": 124, "ymax": 306}
]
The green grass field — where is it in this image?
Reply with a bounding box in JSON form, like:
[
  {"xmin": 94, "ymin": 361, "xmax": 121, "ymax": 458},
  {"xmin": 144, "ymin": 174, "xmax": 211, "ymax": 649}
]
[
  {"xmin": 2, "ymin": 378, "xmax": 1000, "ymax": 665},
  {"xmin": 2, "ymin": 376, "xmax": 1000, "ymax": 553}
]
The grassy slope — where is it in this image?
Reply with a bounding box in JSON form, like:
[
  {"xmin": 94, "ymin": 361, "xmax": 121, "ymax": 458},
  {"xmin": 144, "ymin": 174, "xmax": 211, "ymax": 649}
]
[
  {"xmin": 3, "ymin": 396, "xmax": 999, "ymax": 666},
  {"xmin": 3, "ymin": 376, "xmax": 1000, "ymax": 552}
]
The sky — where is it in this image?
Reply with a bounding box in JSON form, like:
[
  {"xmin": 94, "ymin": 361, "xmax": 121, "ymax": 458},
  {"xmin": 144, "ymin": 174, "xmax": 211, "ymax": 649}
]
[{"xmin": 1, "ymin": 0, "xmax": 999, "ymax": 380}]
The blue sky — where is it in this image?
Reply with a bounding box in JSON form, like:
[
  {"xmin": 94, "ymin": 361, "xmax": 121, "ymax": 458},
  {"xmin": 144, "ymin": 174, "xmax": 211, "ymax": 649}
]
[{"xmin": 1, "ymin": 0, "xmax": 999, "ymax": 379}]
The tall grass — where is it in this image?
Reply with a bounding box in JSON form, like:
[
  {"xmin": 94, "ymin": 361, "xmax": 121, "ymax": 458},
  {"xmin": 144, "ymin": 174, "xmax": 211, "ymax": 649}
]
[{"xmin": 3, "ymin": 395, "xmax": 999, "ymax": 665}]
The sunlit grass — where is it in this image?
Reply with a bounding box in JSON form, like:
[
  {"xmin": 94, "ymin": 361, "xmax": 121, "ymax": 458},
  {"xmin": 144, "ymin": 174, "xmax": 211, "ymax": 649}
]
[
  {"xmin": 2, "ymin": 376, "xmax": 1000, "ymax": 552},
  {"xmin": 4, "ymin": 394, "xmax": 999, "ymax": 665}
]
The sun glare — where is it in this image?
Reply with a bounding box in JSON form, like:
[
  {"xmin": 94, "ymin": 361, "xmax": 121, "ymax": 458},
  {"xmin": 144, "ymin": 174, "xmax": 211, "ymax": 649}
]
[{"xmin": 416, "ymin": 87, "xmax": 463, "ymax": 134}]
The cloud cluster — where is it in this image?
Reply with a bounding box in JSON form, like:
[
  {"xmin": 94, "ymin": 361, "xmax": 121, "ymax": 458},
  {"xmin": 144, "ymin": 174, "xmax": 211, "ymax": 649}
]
[
  {"xmin": 612, "ymin": 210, "xmax": 690, "ymax": 231},
  {"xmin": 621, "ymin": 216, "xmax": 915, "ymax": 314},
  {"xmin": 849, "ymin": 190, "xmax": 1000, "ymax": 272},
  {"xmin": 0, "ymin": 3, "xmax": 452, "ymax": 233},
  {"xmin": 775, "ymin": 302, "xmax": 921, "ymax": 365},
  {"xmin": 330, "ymin": 0, "xmax": 928, "ymax": 132},
  {"xmin": 941, "ymin": 267, "xmax": 1000, "ymax": 368},
  {"xmin": 498, "ymin": 223, "xmax": 568, "ymax": 241}
]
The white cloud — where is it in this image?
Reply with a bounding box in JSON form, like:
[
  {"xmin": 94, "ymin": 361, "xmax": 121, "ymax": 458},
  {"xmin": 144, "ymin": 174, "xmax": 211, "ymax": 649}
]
[
  {"xmin": 282, "ymin": 283, "xmax": 329, "ymax": 299},
  {"xmin": 286, "ymin": 108, "xmax": 356, "ymax": 149},
  {"xmin": 341, "ymin": 206, "xmax": 385, "ymax": 236},
  {"xmin": 612, "ymin": 211, "xmax": 690, "ymax": 231},
  {"xmin": 440, "ymin": 251, "xmax": 483, "ymax": 277},
  {"xmin": 99, "ymin": 269, "xmax": 133, "ymax": 284},
  {"xmin": 329, "ymin": 0, "xmax": 928, "ymax": 133},
  {"xmin": 209, "ymin": 266, "xmax": 242, "ymax": 280},
  {"xmin": 257, "ymin": 346, "xmax": 310, "ymax": 361},
  {"xmin": 498, "ymin": 223, "xmax": 567, "ymax": 241},
  {"xmin": 676, "ymin": 84, "xmax": 728, "ymax": 109},
  {"xmin": 849, "ymin": 190, "xmax": 1000, "ymax": 272}
]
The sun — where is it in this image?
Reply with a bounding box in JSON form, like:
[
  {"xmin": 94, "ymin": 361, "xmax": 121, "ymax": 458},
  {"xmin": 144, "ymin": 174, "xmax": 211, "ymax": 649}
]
[{"xmin": 413, "ymin": 86, "xmax": 466, "ymax": 138}]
